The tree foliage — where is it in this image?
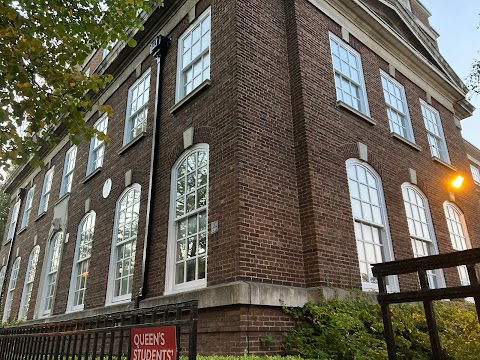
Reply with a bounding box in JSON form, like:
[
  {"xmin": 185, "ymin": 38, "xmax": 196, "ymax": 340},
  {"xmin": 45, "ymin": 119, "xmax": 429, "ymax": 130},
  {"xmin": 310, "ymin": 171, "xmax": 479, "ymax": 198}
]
[
  {"xmin": 0, "ymin": 186, "xmax": 9, "ymax": 241},
  {"xmin": 0, "ymin": 0, "xmax": 163, "ymax": 175},
  {"xmin": 468, "ymin": 19, "xmax": 480, "ymax": 96},
  {"xmin": 469, "ymin": 59, "xmax": 480, "ymax": 95}
]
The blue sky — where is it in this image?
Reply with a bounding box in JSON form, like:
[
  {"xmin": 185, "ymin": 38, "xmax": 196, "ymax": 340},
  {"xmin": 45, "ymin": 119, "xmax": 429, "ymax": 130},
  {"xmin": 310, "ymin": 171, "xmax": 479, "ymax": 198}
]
[{"xmin": 421, "ymin": 0, "xmax": 480, "ymax": 149}]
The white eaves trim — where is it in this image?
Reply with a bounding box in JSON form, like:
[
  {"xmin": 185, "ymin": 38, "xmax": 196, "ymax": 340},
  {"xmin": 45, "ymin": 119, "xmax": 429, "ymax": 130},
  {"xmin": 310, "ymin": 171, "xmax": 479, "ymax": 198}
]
[{"xmin": 375, "ymin": 0, "xmax": 464, "ymax": 92}]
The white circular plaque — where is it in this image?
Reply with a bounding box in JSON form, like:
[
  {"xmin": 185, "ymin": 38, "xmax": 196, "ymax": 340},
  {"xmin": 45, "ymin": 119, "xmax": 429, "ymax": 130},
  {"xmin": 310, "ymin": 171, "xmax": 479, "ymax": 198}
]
[{"xmin": 103, "ymin": 178, "xmax": 112, "ymax": 198}]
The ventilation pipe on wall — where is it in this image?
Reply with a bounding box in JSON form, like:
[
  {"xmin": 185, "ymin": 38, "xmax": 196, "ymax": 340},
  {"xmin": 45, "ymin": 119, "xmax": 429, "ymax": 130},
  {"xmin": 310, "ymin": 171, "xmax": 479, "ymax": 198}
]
[{"xmin": 136, "ymin": 35, "xmax": 171, "ymax": 308}]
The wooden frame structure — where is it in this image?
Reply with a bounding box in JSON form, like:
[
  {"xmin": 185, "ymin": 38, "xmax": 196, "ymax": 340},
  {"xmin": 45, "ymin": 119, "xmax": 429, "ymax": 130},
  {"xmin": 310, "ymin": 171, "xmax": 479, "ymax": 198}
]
[{"xmin": 372, "ymin": 248, "xmax": 480, "ymax": 360}]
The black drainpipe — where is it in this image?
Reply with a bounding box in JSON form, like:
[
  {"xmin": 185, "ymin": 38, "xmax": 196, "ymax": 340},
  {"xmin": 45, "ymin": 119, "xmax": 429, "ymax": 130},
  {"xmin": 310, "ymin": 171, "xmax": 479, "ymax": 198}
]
[{"xmin": 136, "ymin": 35, "xmax": 171, "ymax": 309}]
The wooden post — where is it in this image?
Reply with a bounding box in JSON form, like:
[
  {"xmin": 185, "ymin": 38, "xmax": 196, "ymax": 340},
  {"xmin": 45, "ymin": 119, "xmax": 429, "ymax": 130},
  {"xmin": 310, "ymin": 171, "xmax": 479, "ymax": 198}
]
[
  {"xmin": 466, "ymin": 264, "xmax": 480, "ymax": 323},
  {"xmin": 418, "ymin": 270, "xmax": 442, "ymax": 360},
  {"xmin": 378, "ymin": 276, "xmax": 396, "ymax": 360}
]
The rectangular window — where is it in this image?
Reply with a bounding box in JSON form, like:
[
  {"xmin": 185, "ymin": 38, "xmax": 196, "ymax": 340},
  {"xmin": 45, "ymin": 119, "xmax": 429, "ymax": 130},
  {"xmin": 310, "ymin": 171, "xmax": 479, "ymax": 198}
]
[
  {"xmin": 329, "ymin": 33, "xmax": 369, "ymax": 115},
  {"xmin": 87, "ymin": 115, "xmax": 108, "ymax": 175},
  {"xmin": 470, "ymin": 165, "xmax": 480, "ymax": 185},
  {"xmin": 421, "ymin": 101, "xmax": 449, "ymax": 163},
  {"xmin": 38, "ymin": 167, "xmax": 54, "ymax": 215},
  {"xmin": 380, "ymin": 72, "xmax": 414, "ymax": 141},
  {"xmin": 124, "ymin": 70, "xmax": 151, "ymax": 144},
  {"xmin": 60, "ymin": 146, "xmax": 77, "ymax": 197},
  {"xmin": 176, "ymin": 8, "xmax": 211, "ymax": 102},
  {"xmin": 6, "ymin": 201, "xmax": 21, "ymax": 242},
  {"xmin": 20, "ymin": 187, "xmax": 35, "ymax": 229}
]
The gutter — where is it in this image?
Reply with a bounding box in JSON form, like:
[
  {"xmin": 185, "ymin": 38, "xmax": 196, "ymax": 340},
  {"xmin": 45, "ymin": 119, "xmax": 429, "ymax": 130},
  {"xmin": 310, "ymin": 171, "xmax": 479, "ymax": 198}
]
[{"xmin": 136, "ymin": 35, "xmax": 171, "ymax": 308}]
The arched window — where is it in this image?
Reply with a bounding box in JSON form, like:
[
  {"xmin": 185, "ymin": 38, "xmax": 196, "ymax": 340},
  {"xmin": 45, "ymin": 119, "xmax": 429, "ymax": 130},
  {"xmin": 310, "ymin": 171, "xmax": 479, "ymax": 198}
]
[
  {"xmin": 67, "ymin": 212, "xmax": 96, "ymax": 312},
  {"xmin": 106, "ymin": 185, "xmax": 141, "ymax": 304},
  {"xmin": 444, "ymin": 203, "xmax": 471, "ymax": 286},
  {"xmin": 346, "ymin": 159, "xmax": 396, "ymax": 291},
  {"xmin": 0, "ymin": 266, "xmax": 7, "ymax": 295},
  {"xmin": 3, "ymin": 257, "xmax": 21, "ymax": 321},
  {"xmin": 18, "ymin": 246, "xmax": 40, "ymax": 320},
  {"xmin": 166, "ymin": 145, "xmax": 209, "ymax": 293},
  {"xmin": 38, "ymin": 232, "xmax": 64, "ymax": 318},
  {"xmin": 401, "ymin": 184, "xmax": 444, "ymax": 288}
]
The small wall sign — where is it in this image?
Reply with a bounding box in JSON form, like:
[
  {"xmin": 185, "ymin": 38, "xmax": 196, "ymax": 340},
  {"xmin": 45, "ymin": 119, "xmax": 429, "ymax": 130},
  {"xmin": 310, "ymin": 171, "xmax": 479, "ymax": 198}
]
[{"xmin": 131, "ymin": 326, "xmax": 176, "ymax": 360}]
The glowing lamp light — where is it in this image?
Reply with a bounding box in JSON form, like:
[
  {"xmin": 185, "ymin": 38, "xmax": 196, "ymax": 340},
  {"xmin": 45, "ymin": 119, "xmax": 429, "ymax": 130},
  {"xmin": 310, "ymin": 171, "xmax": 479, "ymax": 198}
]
[{"xmin": 451, "ymin": 175, "xmax": 464, "ymax": 189}]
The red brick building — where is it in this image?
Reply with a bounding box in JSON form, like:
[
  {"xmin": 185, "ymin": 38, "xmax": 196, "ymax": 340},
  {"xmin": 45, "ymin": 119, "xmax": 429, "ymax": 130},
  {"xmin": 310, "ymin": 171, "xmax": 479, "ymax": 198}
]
[{"xmin": 0, "ymin": 0, "xmax": 478, "ymax": 354}]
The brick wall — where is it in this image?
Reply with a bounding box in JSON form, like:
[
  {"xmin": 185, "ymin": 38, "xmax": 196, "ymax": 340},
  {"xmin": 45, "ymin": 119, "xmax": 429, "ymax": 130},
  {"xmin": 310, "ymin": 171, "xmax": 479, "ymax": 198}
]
[{"xmin": 0, "ymin": 0, "xmax": 477, "ymax": 355}]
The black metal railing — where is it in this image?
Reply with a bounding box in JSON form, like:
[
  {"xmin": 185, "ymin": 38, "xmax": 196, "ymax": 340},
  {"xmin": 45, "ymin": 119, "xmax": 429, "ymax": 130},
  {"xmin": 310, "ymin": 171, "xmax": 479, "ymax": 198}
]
[
  {"xmin": 372, "ymin": 248, "xmax": 480, "ymax": 360},
  {"xmin": 0, "ymin": 300, "xmax": 198, "ymax": 360}
]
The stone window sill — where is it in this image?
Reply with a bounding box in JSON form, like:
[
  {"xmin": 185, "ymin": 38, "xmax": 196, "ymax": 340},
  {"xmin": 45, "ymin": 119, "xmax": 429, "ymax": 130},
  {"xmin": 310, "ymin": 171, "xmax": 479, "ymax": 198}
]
[
  {"xmin": 170, "ymin": 80, "xmax": 211, "ymax": 114},
  {"xmin": 390, "ymin": 133, "xmax": 422, "ymax": 151},
  {"xmin": 55, "ymin": 193, "xmax": 70, "ymax": 206},
  {"xmin": 432, "ymin": 157, "xmax": 457, "ymax": 172},
  {"xmin": 118, "ymin": 132, "xmax": 146, "ymax": 155},
  {"xmin": 82, "ymin": 167, "xmax": 102, "ymax": 184},
  {"xmin": 17, "ymin": 227, "xmax": 27, "ymax": 235},
  {"xmin": 34, "ymin": 212, "xmax": 47, "ymax": 222},
  {"xmin": 336, "ymin": 100, "xmax": 376, "ymax": 126}
]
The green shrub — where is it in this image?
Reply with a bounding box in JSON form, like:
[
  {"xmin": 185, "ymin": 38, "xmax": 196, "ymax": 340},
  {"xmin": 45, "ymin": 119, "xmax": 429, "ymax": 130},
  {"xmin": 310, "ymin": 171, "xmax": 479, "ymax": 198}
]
[
  {"xmin": 283, "ymin": 298, "xmax": 480, "ymax": 360},
  {"xmin": 195, "ymin": 356, "xmax": 304, "ymax": 360}
]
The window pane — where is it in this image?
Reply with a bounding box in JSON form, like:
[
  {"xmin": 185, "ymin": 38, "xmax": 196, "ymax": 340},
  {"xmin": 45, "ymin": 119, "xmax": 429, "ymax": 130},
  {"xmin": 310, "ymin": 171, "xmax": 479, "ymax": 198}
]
[
  {"xmin": 113, "ymin": 187, "xmax": 140, "ymax": 299},
  {"xmin": 173, "ymin": 149, "xmax": 209, "ymax": 286},
  {"xmin": 347, "ymin": 162, "xmax": 389, "ymax": 288},
  {"xmin": 421, "ymin": 103, "xmax": 448, "ymax": 162},
  {"xmin": 179, "ymin": 10, "xmax": 211, "ymax": 99},
  {"xmin": 330, "ymin": 36, "xmax": 367, "ymax": 114}
]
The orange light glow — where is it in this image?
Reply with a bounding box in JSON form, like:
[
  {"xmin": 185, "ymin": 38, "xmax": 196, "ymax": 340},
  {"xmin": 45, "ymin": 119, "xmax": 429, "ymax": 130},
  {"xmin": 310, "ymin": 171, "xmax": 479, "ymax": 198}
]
[{"xmin": 451, "ymin": 175, "xmax": 464, "ymax": 189}]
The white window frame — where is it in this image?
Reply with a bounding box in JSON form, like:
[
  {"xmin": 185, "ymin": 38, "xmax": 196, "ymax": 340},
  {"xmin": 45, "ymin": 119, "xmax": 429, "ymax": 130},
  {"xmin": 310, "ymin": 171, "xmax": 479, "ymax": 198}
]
[
  {"xmin": 60, "ymin": 145, "xmax": 77, "ymax": 197},
  {"xmin": 38, "ymin": 167, "xmax": 55, "ymax": 215},
  {"xmin": 470, "ymin": 165, "xmax": 480, "ymax": 185},
  {"xmin": 329, "ymin": 32, "xmax": 370, "ymax": 116},
  {"xmin": 36, "ymin": 232, "xmax": 64, "ymax": 319},
  {"xmin": 106, "ymin": 185, "xmax": 142, "ymax": 305},
  {"xmin": 67, "ymin": 212, "xmax": 96, "ymax": 312},
  {"xmin": 443, "ymin": 202, "xmax": 472, "ymax": 286},
  {"xmin": 380, "ymin": 71, "xmax": 415, "ymax": 142},
  {"xmin": 401, "ymin": 183, "xmax": 445, "ymax": 289},
  {"xmin": 176, "ymin": 7, "xmax": 211, "ymax": 102},
  {"xmin": 18, "ymin": 246, "xmax": 40, "ymax": 320},
  {"xmin": 123, "ymin": 69, "xmax": 151, "ymax": 145},
  {"xmin": 86, "ymin": 115, "xmax": 108, "ymax": 175},
  {"xmin": 165, "ymin": 144, "xmax": 209, "ymax": 295},
  {"xmin": 6, "ymin": 200, "xmax": 21, "ymax": 242},
  {"xmin": 420, "ymin": 100, "xmax": 450, "ymax": 163},
  {"xmin": 20, "ymin": 187, "xmax": 35, "ymax": 229},
  {"xmin": 0, "ymin": 266, "xmax": 6, "ymax": 296},
  {"xmin": 346, "ymin": 159, "xmax": 398, "ymax": 292},
  {"xmin": 3, "ymin": 257, "xmax": 21, "ymax": 322}
]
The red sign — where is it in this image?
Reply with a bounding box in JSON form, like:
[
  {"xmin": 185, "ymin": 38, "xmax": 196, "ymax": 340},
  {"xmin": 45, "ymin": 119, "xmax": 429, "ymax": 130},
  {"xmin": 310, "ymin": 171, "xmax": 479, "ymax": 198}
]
[{"xmin": 131, "ymin": 326, "xmax": 176, "ymax": 360}]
